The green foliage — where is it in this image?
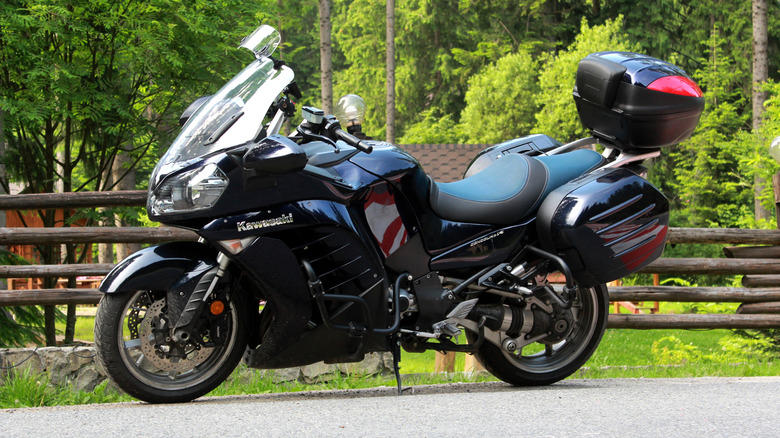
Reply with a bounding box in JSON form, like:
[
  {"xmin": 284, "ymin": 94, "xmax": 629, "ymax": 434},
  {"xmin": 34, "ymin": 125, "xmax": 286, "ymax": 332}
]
[
  {"xmin": 332, "ymin": 0, "xmax": 599, "ymax": 140},
  {"xmin": 0, "ymin": 371, "xmax": 131, "ymax": 408},
  {"xmin": 332, "ymin": 0, "xmax": 387, "ymax": 137},
  {"xmin": 738, "ymin": 81, "xmax": 780, "ymax": 223},
  {"xmin": 533, "ymin": 17, "xmax": 638, "ymax": 143},
  {"xmin": 397, "ymin": 108, "xmax": 464, "ymax": 144},
  {"xmin": 0, "ymin": 250, "xmax": 51, "ymax": 348},
  {"xmin": 0, "ymin": 370, "xmax": 55, "ymax": 408},
  {"xmin": 669, "ymin": 30, "xmax": 752, "ymax": 228},
  {"xmin": 460, "ymin": 51, "xmax": 540, "ymax": 143},
  {"xmin": 651, "ymin": 334, "xmax": 771, "ymax": 366},
  {"xmin": 651, "ymin": 335, "xmax": 703, "ymax": 365},
  {"xmin": 0, "ymin": 0, "xmax": 276, "ymax": 195},
  {"xmin": 272, "ymin": 0, "xmax": 321, "ymax": 107},
  {"xmin": 718, "ymin": 334, "xmax": 775, "ymax": 361}
]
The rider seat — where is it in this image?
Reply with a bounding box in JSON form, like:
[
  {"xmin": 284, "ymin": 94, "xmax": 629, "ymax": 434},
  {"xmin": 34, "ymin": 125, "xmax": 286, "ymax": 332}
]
[{"xmin": 428, "ymin": 149, "xmax": 604, "ymax": 225}]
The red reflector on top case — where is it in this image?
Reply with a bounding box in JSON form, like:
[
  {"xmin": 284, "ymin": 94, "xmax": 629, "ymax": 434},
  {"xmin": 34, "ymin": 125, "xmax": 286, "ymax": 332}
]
[{"xmin": 647, "ymin": 76, "xmax": 702, "ymax": 97}]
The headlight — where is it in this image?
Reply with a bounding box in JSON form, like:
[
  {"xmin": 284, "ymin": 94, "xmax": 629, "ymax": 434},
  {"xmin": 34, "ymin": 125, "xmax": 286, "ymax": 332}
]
[{"xmin": 149, "ymin": 164, "xmax": 228, "ymax": 215}]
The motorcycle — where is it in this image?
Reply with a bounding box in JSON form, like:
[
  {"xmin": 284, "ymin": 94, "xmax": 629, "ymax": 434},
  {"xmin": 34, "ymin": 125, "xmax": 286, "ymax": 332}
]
[{"xmin": 94, "ymin": 25, "xmax": 704, "ymax": 403}]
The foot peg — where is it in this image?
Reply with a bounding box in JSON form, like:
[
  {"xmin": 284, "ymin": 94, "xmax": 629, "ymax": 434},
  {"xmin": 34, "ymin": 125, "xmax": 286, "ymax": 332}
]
[{"xmin": 432, "ymin": 320, "xmax": 462, "ymax": 338}]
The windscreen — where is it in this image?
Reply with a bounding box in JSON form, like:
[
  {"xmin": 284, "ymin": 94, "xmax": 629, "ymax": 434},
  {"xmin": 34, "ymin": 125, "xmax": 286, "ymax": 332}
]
[{"xmin": 158, "ymin": 58, "xmax": 294, "ymax": 171}]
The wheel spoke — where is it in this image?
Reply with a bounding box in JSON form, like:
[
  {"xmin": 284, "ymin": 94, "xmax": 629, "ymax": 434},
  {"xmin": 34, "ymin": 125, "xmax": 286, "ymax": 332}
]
[
  {"xmin": 135, "ymin": 353, "xmax": 145, "ymax": 367},
  {"xmin": 545, "ymin": 344, "xmax": 554, "ymax": 357},
  {"xmin": 124, "ymin": 338, "xmax": 142, "ymax": 349},
  {"xmin": 168, "ymin": 370, "xmax": 178, "ymax": 380}
]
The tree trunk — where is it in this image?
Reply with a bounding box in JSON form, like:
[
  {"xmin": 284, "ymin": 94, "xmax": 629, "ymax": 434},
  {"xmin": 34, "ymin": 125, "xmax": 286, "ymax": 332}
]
[
  {"xmin": 112, "ymin": 146, "xmax": 141, "ymax": 261},
  {"xmin": 386, "ymin": 0, "xmax": 396, "ymax": 143},
  {"xmin": 318, "ymin": 0, "xmax": 333, "ymax": 114},
  {"xmin": 98, "ymin": 165, "xmax": 114, "ymax": 264},
  {"xmin": 0, "ymin": 110, "xmax": 6, "ymax": 292},
  {"xmin": 753, "ymin": 0, "xmax": 770, "ymax": 221}
]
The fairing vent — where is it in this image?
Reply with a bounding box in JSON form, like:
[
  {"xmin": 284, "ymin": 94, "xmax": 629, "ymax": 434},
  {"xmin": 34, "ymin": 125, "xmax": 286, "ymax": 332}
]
[{"xmin": 283, "ymin": 227, "xmax": 386, "ymax": 323}]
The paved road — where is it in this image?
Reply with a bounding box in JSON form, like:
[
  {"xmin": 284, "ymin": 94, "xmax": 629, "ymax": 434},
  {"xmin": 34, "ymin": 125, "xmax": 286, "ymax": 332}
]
[{"xmin": 2, "ymin": 377, "xmax": 779, "ymax": 437}]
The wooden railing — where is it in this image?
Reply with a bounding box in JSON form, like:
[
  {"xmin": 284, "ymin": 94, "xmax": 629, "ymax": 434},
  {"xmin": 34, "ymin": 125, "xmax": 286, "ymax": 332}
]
[{"xmin": 1, "ymin": 191, "xmax": 780, "ymax": 329}]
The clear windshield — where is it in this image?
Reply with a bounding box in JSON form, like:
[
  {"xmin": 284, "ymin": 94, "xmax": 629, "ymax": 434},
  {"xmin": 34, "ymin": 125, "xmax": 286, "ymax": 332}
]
[{"xmin": 158, "ymin": 57, "xmax": 294, "ymax": 171}]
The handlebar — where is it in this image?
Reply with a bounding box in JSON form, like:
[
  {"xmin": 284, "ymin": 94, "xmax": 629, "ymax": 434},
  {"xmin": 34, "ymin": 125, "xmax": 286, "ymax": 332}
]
[
  {"xmin": 334, "ymin": 128, "xmax": 373, "ymax": 153},
  {"xmin": 298, "ymin": 108, "xmax": 374, "ymax": 154}
]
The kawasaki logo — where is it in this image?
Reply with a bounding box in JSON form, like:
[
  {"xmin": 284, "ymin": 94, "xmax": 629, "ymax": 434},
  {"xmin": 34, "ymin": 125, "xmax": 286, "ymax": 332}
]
[{"xmin": 237, "ymin": 213, "xmax": 293, "ymax": 232}]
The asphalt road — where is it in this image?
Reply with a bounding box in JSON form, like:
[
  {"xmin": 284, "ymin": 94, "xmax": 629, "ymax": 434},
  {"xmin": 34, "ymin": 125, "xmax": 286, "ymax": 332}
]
[{"xmin": 2, "ymin": 377, "xmax": 779, "ymax": 437}]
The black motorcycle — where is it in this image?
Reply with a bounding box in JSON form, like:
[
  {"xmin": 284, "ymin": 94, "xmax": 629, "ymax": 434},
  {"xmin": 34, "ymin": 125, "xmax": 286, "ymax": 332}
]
[{"xmin": 94, "ymin": 25, "xmax": 704, "ymax": 403}]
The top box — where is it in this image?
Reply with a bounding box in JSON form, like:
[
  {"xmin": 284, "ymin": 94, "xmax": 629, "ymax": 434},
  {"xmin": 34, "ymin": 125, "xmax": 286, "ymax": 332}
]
[{"xmin": 573, "ymin": 52, "xmax": 704, "ymax": 150}]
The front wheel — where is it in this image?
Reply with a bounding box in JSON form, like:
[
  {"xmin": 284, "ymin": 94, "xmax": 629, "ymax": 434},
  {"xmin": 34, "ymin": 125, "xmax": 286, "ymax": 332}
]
[
  {"xmin": 94, "ymin": 289, "xmax": 247, "ymax": 403},
  {"xmin": 473, "ymin": 284, "xmax": 608, "ymax": 386}
]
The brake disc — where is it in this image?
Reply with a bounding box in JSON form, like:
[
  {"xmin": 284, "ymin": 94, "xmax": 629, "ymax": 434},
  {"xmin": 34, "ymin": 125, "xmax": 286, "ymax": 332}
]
[
  {"xmin": 138, "ymin": 298, "xmax": 214, "ymax": 372},
  {"xmin": 127, "ymin": 292, "xmax": 152, "ymax": 339}
]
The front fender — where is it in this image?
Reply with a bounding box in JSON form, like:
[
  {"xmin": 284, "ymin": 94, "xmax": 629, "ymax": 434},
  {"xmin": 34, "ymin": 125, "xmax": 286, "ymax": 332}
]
[{"xmin": 99, "ymin": 241, "xmax": 218, "ymax": 293}]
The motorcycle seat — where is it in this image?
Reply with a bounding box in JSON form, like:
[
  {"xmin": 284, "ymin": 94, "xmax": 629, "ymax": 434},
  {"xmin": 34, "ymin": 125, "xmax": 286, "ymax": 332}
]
[{"xmin": 428, "ymin": 149, "xmax": 604, "ymax": 225}]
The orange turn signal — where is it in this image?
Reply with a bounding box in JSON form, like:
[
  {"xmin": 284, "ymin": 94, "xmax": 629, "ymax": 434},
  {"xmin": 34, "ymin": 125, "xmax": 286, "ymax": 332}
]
[{"xmin": 209, "ymin": 300, "xmax": 225, "ymax": 315}]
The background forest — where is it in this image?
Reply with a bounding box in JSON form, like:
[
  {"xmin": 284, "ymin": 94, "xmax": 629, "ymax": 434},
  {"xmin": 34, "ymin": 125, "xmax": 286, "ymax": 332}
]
[
  {"xmin": 1, "ymin": 1, "xmax": 780, "ymax": 347},
  {"xmin": 1, "ymin": 0, "xmax": 779, "ymax": 229}
]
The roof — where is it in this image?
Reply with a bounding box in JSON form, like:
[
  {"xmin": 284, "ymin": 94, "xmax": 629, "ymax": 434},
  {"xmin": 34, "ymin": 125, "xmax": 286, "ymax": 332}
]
[{"xmin": 399, "ymin": 143, "xmax": 490, "ymax": 183}]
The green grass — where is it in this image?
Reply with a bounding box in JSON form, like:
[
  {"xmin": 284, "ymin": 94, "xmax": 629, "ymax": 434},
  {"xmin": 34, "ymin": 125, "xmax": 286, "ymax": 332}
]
[
  {"xmin": 574, "ymin": 362, "xmax": 780, "ymax": 379},
  {"xmin": 587, "ymin": 329, "xmax": 726, "ymax": 367},
  {"xmin": 0, "ymin": 371, "xmax": 132, "ymax": 408},
  {"xmin": 52, "ymin": 314, "xmax": 96, "ymax": 344}
]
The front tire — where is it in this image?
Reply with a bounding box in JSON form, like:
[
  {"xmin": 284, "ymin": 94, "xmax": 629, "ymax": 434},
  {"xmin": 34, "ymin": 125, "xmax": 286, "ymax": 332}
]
[
  {"xmin": 474, "ymin": 284, "xmax": 608, "ymax": 386},
  {"xmin": 94, "ymin": 290, "xmax": 247, "ymax": 403}
]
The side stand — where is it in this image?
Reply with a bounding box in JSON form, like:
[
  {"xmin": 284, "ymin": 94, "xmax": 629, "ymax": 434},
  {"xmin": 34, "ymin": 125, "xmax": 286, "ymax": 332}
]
[{"xmin": 392, "ymin": 332, "xmax": 404, "ymax": 395}]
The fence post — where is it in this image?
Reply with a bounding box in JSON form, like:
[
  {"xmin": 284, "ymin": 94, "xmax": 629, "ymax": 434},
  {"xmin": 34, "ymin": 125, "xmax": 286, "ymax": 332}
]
[
  {"xmin": 434, "ymin": 351, "xmax": 456, "ymax": 373},
  {"xmin": 773, "ymin": 172, "xmax": 780, "ymax": 229},
  {"xmin": 464, "ymin": 353, "xmax": 485, "ymax": 373}
]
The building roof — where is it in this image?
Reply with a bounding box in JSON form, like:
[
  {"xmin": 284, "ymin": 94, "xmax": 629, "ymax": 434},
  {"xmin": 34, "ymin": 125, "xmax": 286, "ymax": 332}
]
[{"xmin": 399, "ymin": 143, "xmax": 489, "ymax": 183}]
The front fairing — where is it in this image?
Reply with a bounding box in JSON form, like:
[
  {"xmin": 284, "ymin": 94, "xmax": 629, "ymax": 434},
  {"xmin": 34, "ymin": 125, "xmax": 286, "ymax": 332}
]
[{"xmin": 147, "ymin": 56, "xmax": 294, "ymax": 221}]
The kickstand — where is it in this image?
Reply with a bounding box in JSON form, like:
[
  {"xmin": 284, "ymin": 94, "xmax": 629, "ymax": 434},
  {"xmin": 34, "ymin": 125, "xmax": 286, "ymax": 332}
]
[{"xmin": 392, "ymin": 332, "xmax": 404, "ymax": 395}]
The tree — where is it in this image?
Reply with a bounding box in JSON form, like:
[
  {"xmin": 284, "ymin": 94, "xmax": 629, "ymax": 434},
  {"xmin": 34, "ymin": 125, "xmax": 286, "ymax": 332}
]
[
  {"xmin": 319, "ymin": 0, "xmax": 334, "ymax": 114},
  {"xmin": 533, "ymin": 17, "xmax": 637, "ymax": 143},
  {"xmin": 753, "ymin": 0, "xmax": 770, "ymax": 221},
  {"xmin": 333, "ymin": 0, "xmax": 387, "ymax": 136},
  {"xmin": 386, "ymin": 0, "xmax": 396, "ymax": 143},
  {"xmin": 459, "ymin": 51, "xmax": 540, "ymax": 144},
  {"xmin": 273, "ymin": 1, "xmax": 320, "ymax": 109},
  {"xmin": 669, "ymin": 30, "xmax": 752, "ymax": 228},
  {"xmin": 0, "ymin": 0, "xmax": 275, "ymax": 345}
]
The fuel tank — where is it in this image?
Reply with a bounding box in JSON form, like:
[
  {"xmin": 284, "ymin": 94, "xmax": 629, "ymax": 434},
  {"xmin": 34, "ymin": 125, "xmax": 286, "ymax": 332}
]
[{"xmin": 349, "ymin": 141, "xmax": 522, "ymax": 273}]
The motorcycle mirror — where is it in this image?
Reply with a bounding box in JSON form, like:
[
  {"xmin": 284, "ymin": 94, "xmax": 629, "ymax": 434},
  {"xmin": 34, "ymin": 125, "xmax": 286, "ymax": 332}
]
[
  {"xmin": 239, "ymin": 25, "xmax": 281, "ymax": 59},
  {"xmin": 243, "ymin": 134, "xmax": 307, "ymax": 174},
  {"xmin": 179, "ymin": 95, "xmax": 212, "ymax": 127}
]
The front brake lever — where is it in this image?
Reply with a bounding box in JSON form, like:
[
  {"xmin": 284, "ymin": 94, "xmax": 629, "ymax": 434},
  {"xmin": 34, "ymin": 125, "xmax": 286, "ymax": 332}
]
[{"xmin": 297, "ymin": 125, "xmax": 340, "ymax": 153}]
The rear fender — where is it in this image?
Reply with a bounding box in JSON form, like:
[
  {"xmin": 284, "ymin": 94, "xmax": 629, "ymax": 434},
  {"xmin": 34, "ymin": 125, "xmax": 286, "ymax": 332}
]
[{"xmin": 99, "ymin": 241, "xmax": 218, "ymax": 294}]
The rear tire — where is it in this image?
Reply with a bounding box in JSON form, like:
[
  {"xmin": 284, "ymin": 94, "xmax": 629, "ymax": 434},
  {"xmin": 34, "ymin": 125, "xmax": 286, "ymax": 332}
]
[
  {"xmin": 474, "ymin": 284, "xmax": 608, "ymax": 386},
  {"xmin": 94, "ymin": 290, "xmax": 247, "ymax": 403}
]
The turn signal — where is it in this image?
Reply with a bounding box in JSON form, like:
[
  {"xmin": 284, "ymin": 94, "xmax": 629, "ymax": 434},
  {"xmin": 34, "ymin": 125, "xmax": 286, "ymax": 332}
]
[{"xmin": 209, "ymin": 300, "xmax": 225, "ymax": 315}]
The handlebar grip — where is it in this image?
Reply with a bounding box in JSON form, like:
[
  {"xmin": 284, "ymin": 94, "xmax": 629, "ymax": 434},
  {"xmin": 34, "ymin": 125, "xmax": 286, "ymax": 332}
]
[{"xmin": 335, "ymin": 129, "xmax": 373, "ymax": 153}]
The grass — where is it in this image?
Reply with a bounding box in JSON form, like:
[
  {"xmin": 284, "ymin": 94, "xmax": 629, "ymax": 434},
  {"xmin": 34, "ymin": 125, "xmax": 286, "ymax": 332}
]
[
  {"xmin": 54, "ymin": 314, "xmax": 96, "ymax": 344},
  {"xmin": 0, "ymin": 372, "xmax": 132, "ymax": 408}
]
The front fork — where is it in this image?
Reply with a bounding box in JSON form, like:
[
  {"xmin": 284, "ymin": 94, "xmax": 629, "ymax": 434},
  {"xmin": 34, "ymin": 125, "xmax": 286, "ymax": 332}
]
[{"xmin": 171, "ymin": 253, "xmax": 231, "ymax": 343}]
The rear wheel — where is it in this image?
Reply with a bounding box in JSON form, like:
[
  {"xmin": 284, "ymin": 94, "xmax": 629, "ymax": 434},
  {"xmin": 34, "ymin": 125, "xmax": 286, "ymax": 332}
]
[
  {"xmin": 473, "ymin": 284, "xmax": 608, "ymax": 386},
  {"xmin": 94, "ymin": 289, "xmax": 246, "ymax": 403}
]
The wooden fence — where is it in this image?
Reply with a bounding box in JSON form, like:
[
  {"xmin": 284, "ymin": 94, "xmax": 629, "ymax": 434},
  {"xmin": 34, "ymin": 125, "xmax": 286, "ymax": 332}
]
[{"xmin": 1, "ymin": 191, "xmax": 780, "ymax": 330}]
